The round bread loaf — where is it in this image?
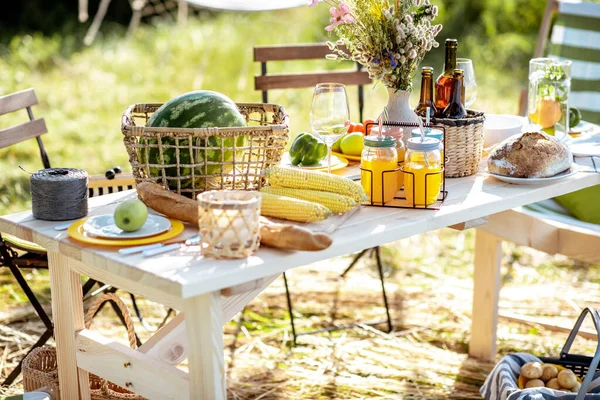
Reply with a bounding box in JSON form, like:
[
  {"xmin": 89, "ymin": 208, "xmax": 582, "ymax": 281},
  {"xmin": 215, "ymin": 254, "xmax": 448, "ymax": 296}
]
[{"xmin": 488, "ymin": 132, "xmax": 572, "ymax": 178}]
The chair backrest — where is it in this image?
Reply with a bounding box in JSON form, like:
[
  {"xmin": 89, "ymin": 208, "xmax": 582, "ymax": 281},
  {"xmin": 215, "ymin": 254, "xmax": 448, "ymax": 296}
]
[
  {"xmin": 0, "ymin": 88, "xmax": 50, "ymax": 168},
  {"xmin": 540, "ymin": 0, "xmax": 600, "ymax": 124},
  {"xmin": 254, "ymin": 43, "xmax": 372, "ymax": 121}
]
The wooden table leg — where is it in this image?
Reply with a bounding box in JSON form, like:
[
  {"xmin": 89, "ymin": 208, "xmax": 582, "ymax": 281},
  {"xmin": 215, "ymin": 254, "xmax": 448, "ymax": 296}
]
[
  {"xmin": 469, "ymin": 229, "xmax": 502, "ymax": 362},
  {"xmin": 182, "ymin": 292, "xmax": 225, "ymax": 399},
  {"xmin": 48, "ymin": 252, "xmax": 91, "ymax": 400}
]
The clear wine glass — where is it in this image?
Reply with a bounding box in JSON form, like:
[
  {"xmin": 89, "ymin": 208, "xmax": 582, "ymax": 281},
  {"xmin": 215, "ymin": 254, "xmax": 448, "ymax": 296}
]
[
  {"xmin": 310, "ymin": 83, "xmax": 350, "ymax": 173},
  {"xmin": 457, "ymin": 58, "xmax": 477, "ymax": 108}
]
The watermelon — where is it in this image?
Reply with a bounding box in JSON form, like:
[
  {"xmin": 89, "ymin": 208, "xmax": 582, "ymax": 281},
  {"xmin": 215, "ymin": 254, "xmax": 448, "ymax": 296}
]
[{"xmin": 140, "ymin": 91, "xmax": 247, "ymax": 192}]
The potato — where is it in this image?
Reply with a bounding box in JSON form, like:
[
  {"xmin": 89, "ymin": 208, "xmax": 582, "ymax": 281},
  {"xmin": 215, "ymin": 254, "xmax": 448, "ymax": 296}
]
[
  {"xmin": 570, "ymin": 381, "xmax": 581, "ymax": 393},
  {"xmin": 525, "ymin": 379, "xmax": 545, "ymax": 388},
  {"xmin": 557, "ymin": 369, "xmax": 577, "ymax": 389},
  {"xmin": 521, "ymin": 362, "xmax": 544, "ymax": 379},
  {"xmin": 546, "ymin": 378, "xmax": 562, "ymax": 390},
  {"xmin": 541, "ymin": 364, "xmax": 558, "ymax": 382}
]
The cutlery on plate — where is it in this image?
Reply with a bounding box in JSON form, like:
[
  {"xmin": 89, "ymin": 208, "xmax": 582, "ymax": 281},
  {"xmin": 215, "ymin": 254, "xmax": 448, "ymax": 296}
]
[{"xmin": 118, "ymin": 234, "xmax": 201, "ymax": 256}]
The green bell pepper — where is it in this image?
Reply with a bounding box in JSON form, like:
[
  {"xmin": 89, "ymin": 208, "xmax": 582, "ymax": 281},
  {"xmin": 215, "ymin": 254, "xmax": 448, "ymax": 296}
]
[{"xmin": 289, "ymin": 132, "xmax": 328, "ymax": 166}]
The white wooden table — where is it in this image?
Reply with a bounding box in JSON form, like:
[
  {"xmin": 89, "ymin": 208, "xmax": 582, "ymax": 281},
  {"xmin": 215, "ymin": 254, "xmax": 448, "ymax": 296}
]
[{"xmin": 1, "ymin": 158, "xmax": 599, "ymax": 400}]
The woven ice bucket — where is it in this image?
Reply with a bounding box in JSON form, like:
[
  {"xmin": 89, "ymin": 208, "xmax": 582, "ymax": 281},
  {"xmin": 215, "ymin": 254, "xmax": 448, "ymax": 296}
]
[
  {"xmin": 429, "ymin": 110, "xmax": 485, "ymax": 178},
  {"xmin": 122, "ymin": 102, "xmax": 290, "ymax": 198}
]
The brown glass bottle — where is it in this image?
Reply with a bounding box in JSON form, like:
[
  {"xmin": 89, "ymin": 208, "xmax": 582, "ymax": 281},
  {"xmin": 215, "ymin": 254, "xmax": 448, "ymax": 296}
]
[
  {"xmin": 434, "ymin": 39, "xmax": 458, "ymax": 113},
  {"xmin": 442, "ymin": 69, "xmax": 467, "ymax": 119},
  {"xmin": 415, "ymin": 66, "xmax": 437, "ymax": 117}
]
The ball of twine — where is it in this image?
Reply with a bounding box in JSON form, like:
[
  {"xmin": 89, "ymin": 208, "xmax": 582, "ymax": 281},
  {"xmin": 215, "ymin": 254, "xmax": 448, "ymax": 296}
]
[{"xmin": 31, "ymin": 168, "xmax": 89, "ymax": 221}]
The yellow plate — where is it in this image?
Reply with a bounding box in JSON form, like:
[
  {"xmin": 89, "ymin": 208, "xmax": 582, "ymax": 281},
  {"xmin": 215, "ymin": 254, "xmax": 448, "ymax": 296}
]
[
  {"xmin": 68, "ymin": 218, "xmax": 185, "ymax": 247},
  {"xmin": 332, "ymin": 151, "xmax": 361, "ymax": 161},
  {"xmin": 517, "ymin": 364, "xmax": 582, "ymax": 389}
]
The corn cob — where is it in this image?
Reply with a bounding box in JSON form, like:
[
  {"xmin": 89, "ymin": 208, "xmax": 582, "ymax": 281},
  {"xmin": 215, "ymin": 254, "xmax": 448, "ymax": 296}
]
[
  {"xmin": 266, "ymin": 166, "xmax": 368, "ymax": 203},
  {"xmin": 261, "ymin": 187, "xmax": 357, "ymax": 214},
  {"xmin": 260, "ymin": 192, "xmax": 332, "ymax": 223}
]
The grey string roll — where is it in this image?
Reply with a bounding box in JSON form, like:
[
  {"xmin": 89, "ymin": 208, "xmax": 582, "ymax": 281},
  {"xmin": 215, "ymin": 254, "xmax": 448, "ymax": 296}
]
[{"xmin": 31, "ymin": 168, "xmax": 89, "ymax": 221}]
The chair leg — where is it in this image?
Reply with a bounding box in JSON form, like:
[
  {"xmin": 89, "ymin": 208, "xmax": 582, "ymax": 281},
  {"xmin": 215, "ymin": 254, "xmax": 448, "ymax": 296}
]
[
  {"xmin": 374, "ymin": 247, "xmax": 393, "ymax": 333},
  {"xmin": 2, "ymin": 328, "xmax": 53, "ymax": 386},
  {"xmin": 340, "ymin": 248, "xmax": 370, "ymax": 278},
  {"xmin": 6, "ymin": 264, "xmax": 53, "ymax": 331},
  {"xmin": 283, "ymin": 272, "xmax": 298, "ymax": 345}
]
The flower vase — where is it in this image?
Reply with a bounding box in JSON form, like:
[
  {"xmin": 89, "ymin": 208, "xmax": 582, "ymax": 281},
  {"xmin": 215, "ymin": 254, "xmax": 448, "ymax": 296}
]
[{"xmin": 382, "ymin": 88, "xmax": 420, "ymax": 125}]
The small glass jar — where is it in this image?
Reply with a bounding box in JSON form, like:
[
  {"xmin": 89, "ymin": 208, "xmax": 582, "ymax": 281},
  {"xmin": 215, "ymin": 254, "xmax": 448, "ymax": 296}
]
[
  {"xmin": 403, "ymin": 137, "xmax": 442, "ymax": 207},
  {"xmin": 361, "ymin": 135, "xmax": 398, "ymax": 204},
  {"xmin": 410, "ymin": 128, "xmax": 444, "ymax": 161}
]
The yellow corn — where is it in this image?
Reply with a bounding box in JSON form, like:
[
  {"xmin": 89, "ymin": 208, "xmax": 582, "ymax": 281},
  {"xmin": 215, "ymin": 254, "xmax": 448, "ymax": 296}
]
[
  {"xmin": 260, "ymin": 192, "xmax": 332, "ymax": 223},
  {"xmin": 266, "ymin": 166, "xmax": 368, "ymax": 203},
  {"xmin": 261, "ymin": 187, "xmax": 357, "ymax": 214}
]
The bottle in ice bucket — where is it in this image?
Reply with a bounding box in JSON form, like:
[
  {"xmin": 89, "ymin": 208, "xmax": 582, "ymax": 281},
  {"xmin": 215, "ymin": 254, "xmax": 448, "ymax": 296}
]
[
  {"xmin": 415, "ymin": 66, "xmax": 438, "ymax": 117},
  {"xmin": 403, "ymin": 137, "xmax": 442, "ymax": 207},
  {"xmin": 361, "ymin": 135, "xmax": 398, "ymax": 205},
  {"xmin": 442, "ymin": 69, "xmax": 467, "ymax": 119},
  {"xmin": 435, "ymin": 39, "xmax": 458, "ymax": 114}
]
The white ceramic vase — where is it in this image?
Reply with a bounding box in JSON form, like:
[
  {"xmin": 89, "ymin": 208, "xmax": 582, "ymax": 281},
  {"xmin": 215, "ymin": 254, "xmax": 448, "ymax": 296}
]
[{"xmin": 382, "ymin": 87, "xmax": 420, "ymax": 125}]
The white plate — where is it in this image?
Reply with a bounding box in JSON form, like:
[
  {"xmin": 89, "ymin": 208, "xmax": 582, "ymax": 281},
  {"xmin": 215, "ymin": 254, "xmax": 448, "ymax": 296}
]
[
  {"xmin": 570, "ymin": 135, "xmax": 600, "ymax": 157},
  {"xmin": 83, "ymin": 214, "xmax": 171, "ymax": 239},
  {"xmin": 280, "ymin": 152, "xmax": 344, "ymax": 169},
  {"xmin": 487, "ymin": 164, "xmax": 579, "ymax": 185}
]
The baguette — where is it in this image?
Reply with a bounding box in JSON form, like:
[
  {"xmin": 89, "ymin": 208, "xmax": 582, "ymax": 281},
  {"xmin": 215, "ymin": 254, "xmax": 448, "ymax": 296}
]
[{"xmin": 136, "ymin": 182, "xmax": 332, "ymax": 251}]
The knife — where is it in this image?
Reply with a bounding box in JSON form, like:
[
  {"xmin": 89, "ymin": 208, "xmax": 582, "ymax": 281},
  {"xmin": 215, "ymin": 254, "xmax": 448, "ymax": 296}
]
[{"xmin": 118, "ymin": 234, "xmax": 201, "ymax": 255}]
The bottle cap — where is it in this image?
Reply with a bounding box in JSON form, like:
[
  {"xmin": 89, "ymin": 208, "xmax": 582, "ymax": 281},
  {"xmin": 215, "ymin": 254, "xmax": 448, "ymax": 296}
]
[
  {"xmin": 410, "ymin": 128, "xmax": 444, "ymax": 142},
  {"xmin": 364, "ymin": 135, "xmax": 396, "ymax": 148},
  {"xmin": 407, "ymin": 137, "xmax": 440, "ymax": 151},
  {"xmin": 453, "ymin": 68, "xmax": 464, "ymax": 77},
  {"xmin": 421, "ymin": 66, "xmax": 434, "ymax": 73},
  {"xmin": 446, "ymin": 38, "xmax": 458, "ymax": 46}
]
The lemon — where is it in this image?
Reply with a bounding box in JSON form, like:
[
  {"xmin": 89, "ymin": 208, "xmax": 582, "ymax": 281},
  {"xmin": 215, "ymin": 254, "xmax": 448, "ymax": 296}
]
[
  {"xmin": 340, "ymin": 132, "xmax": 364, "ymax": 156},
  {"xmin": 529, "ymin": 98, "xmax": 562, "ymax": 129}
]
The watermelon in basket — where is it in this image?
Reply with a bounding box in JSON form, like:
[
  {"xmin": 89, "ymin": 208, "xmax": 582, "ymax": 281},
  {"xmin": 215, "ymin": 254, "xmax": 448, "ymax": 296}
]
[
  {"xmin": 481, "ymin": 308, "xmax": 600, "ymax": 400},
  {"xmin": 139, "ymin": 90, "xmax": 248, "ymax": 191}
]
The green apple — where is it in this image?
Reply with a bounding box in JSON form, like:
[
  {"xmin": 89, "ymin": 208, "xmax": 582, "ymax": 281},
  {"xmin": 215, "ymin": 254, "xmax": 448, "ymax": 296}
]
[
  {"xmin": 114, "ymin": 199, "xmax": 148, "ymax": 232},
  {"xmin": 340, "ymin": 132, "xmax": 364, "ymax": 156}
]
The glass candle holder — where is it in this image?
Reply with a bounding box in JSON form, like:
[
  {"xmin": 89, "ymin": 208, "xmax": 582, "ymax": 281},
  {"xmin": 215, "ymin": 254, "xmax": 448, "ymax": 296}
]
[
  {"xmin": 528, "ymin": 58, "xmax": 571, "ymax": 137},
  {"xmin": 197, "ymin": 190, "xmax": 261, "ymax": 259}
]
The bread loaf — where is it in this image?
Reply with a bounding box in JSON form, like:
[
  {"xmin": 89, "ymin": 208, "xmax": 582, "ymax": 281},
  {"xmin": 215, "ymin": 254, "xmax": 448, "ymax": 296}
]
[{"xmin": 488, "ymin": 132, "xmax": 572, "ymax": 178}]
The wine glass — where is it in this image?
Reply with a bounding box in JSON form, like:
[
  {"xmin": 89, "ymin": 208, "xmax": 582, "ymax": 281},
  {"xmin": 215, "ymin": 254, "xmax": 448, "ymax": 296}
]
[
  {"xmin": 457, "ymin": 58, "xmax": 477, "ymax": 108},
  {"xmin": 310, "ymin": 83, "xmax": 350, "ymax": 173}
]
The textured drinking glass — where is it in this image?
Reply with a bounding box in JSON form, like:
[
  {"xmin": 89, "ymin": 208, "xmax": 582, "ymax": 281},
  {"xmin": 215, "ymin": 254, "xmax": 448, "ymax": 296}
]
[
  {"xmin": 456, "ymin": 58, "xmax": 477, "ymax": 108},
  {"xmin": 197, "ymin": 190, "xmax": 260, "ymax": 259},
  {"xmin": 528, "ymin": 58, "xmax": 571, "ymax": 137},
  {"xmin": 310, "ymin": 83, "xmax": 350, "ymax": 173}
]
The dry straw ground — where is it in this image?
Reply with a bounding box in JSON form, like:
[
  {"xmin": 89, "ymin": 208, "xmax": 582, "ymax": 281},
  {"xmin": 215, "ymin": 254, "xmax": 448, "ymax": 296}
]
[{"xmin": 1, "ymin": 229, "xmax": 599, "ymax": 399}]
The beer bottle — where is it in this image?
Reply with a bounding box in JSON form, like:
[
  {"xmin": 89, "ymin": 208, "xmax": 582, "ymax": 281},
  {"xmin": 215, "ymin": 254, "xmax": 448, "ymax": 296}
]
[
  {"xmin": 415, "ymin": 66, "xmax": 437, "ymax": 117},
  {"xmin": 442, "ymin": 69, "xmax": 467, "ymax": 119},
  {"xmin": 435, "ymin": 39, "xmax": 458, "ymax": 113}
]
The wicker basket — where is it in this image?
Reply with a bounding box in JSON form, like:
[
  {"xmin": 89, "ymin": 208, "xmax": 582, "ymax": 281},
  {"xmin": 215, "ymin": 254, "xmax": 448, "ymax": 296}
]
[
  {"xmin": 122, "ymin": 102, "xmax": 290, "ymax": 198},
  {"xmin": 23, "ymin": 294, "xmax": 146, "ymax": 400},
  {"xmin": 429, "ymin": 110, "xmax": 485, "ymax": 178}
]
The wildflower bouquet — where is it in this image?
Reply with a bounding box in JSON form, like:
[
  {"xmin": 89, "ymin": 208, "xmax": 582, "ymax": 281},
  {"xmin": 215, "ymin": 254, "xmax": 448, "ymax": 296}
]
[{"xmin": 311, "ymin": 0, "xmax": 442, "ymax": 91}]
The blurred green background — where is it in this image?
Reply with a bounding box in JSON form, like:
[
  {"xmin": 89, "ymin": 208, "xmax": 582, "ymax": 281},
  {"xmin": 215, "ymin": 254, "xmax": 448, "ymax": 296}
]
[{"xmin": 0, "ymin": 0, "xmax": 545, "ymax": 215}]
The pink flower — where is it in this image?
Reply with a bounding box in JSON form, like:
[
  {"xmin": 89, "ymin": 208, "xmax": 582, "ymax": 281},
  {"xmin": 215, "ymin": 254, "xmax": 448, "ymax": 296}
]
[
  {"xmin": 325, "ymin": 3, "xmax": 355, "ymax": 31},
  {"xmin": 308, "ymin": 0, "xmax": 319, "ymax": 7}
]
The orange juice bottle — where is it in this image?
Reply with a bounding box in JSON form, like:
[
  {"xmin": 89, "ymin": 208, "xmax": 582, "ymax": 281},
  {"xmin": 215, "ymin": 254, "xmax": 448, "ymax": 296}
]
[
  {"xmin": 361, "ymin": 135, "xmax": 398, "ymax": 204},
  {"xmin": 403, "ymin": 137, "xmax": 442, "ymax": 207}
]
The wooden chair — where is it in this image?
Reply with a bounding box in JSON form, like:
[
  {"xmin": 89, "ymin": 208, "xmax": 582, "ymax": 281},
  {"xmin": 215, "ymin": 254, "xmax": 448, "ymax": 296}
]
[
  {"xmin": 254, "ymin": 43, "xmax": 372, "ymax": 122},
  {"xmin": 470, "ymin": 0, "xmax": 600, "ymax": 362},
  {"xmin": 0, "ymin": 88, "xmax": 154, "ymax": 386},
  {"xmin": 253, "ymin": 44, "xmax": 396, "ymax": 344}
]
